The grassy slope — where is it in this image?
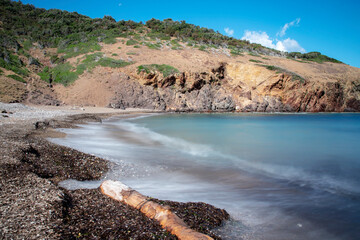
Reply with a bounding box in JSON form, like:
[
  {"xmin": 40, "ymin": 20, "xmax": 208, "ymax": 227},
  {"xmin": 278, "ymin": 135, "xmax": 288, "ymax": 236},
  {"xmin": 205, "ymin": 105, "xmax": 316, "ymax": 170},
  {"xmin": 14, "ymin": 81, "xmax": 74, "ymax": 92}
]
[{"xmin": 1, "ymin": 0, "xmax": 358, "ymax": 107}]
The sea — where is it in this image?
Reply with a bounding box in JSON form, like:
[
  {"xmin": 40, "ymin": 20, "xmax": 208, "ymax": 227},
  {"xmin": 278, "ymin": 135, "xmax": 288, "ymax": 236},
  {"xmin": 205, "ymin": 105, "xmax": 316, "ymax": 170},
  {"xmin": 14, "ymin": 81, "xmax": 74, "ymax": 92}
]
[{"xmin": 51, "ymin": 113, "xmax": 360, "ymax": 240}]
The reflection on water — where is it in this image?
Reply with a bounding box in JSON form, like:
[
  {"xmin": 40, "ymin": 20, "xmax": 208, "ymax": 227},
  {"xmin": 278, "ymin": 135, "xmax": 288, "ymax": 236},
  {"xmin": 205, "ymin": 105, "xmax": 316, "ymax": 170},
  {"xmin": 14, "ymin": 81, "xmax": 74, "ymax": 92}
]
[{"xmin": 52, "ymin": 113, "xmax": 360, "ymax": 240}]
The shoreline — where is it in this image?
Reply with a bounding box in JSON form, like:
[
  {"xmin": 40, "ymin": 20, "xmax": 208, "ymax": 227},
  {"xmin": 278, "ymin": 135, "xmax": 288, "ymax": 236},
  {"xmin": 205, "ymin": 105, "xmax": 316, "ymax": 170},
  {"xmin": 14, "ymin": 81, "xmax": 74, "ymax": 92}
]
[{"xmin": 0, "ymin": 103, "xmax": 229, "ymax": 239}]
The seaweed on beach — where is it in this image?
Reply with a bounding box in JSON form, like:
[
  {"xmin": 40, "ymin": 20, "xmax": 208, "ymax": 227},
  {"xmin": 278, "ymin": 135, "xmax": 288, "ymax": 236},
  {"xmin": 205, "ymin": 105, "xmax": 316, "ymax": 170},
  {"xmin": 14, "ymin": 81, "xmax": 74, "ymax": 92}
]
[
  {"xmin": 153, "ymin": 199, "xmax": 230, "ymax": 239},
  {"xmin": 57, "ymin": 189, "xmax": 230, "ymax": 240},
  {"xmin": 58, "ymin": 189, "xmax": 177, "ymax": 239},
  {"xmin": 19, "ymin": 138, "xmax": 108, "ymax": 183}
]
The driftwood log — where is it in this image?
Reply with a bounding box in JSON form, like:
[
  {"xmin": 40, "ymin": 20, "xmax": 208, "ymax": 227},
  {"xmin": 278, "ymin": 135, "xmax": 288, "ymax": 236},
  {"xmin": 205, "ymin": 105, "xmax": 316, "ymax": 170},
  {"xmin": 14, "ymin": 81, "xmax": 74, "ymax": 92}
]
[{"xmin": 100, "ymin": 180, "xmax": 213, "ymax": 240}]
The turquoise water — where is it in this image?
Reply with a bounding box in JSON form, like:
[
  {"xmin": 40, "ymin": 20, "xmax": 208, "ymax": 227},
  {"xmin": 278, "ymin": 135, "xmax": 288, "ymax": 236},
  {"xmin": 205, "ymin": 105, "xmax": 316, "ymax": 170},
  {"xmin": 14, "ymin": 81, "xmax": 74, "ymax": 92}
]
[{"xmin": 53, "ymin": 113, "xmax": 360, "ymax": 240}]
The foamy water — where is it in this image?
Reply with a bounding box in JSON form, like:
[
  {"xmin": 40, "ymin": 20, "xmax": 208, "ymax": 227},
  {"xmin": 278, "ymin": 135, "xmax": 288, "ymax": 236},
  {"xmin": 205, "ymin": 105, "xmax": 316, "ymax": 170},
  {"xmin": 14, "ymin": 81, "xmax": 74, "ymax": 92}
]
[{"xmin": 51, "ymin": 113, "xmax": 360, "ymax": 240}]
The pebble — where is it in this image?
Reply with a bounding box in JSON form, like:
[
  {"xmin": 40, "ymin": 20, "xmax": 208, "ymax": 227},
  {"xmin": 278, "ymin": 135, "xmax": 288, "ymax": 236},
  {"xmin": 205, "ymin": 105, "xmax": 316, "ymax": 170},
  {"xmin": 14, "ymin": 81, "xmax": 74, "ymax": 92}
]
[{"xmin": 0, "ymin": 103, "xmax": 75, "ymax": 125}]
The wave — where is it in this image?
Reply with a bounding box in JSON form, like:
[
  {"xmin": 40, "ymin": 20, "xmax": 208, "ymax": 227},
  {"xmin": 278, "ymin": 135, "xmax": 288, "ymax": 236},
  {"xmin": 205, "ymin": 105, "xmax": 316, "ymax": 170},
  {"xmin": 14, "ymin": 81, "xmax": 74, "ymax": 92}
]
[
  {"xmin": 112, "ymin": 121, "xmax": 218, "ymax": 157},
  {"xmin": 233, "ymin": 160, "xmax": 360, "ymax": 196},
  {"xmin": 113, "ymin": 120, "xmax": 360, "ymax": 196},
  {"xmin": 105, "ymin": 113, "xmax": 162, "ymax": 122}
]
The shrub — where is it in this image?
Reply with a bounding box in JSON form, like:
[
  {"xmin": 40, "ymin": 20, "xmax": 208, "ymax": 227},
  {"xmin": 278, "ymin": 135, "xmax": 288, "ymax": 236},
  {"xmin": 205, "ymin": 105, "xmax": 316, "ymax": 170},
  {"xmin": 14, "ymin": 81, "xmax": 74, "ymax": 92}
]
[
  {"xmin": 248, "ymin": 52, "xmax": 260, "ymax": 57},
  {"xmin": 133, "ymin": 34, "xmax": 142, "ymax": 41},
  {"xmin": 145, "ymin": 42, "xmax": 162, "ymax": 50},
  {"xmin": 287, "ymin": 51, "xmax": 342, "ymax": 64},
  {"xmin": 75, "ymin": 64, "xmax": 87, "ymax": 75},
  {"xmin": 98, "ymin": 57, "xmax": 131, "ymax": 68},
  {"xmin": 112, "ymin": 53, "xmax": 118, "ymax": 56},
  {"xmin": 230, "ymin": 49, "xmax": 244, "ymax": 56},
  {"xmin": 7, "ymin": 74, "xmax": 26, "ymax": 83},
  {"xmin": 37, "ymin": 63, "xmax": 78, "ymax": 86},
  {"xmin": 261, "ymin": 65, "xmax": 279, "ymax": 71},
  {"xmin": 0, "ymin": 52, "xmax": 29, "ymax": 76},
  {"xmin": 126, "ymin": 39, "xmax": 138, "ymax": 46},
  {"xmin": 171, "ymin": 46, "xmax": 183, "ymax": 50},
  {"xmin": 49, "ymin": 62, "xmax": 78, "ymax": 86},
  {"xmin": 57, "ymin": 41, "xmax": 101, "ymax": 59},
  {"xmin": 249, "ymin": 59, "xmax": 263, "ymax": 63},
  {"xmin": 82, "ymin": 52, "xmax": 131, "ymax": 68},
  {"xmin": 133, "ymin": 45, "xmax": 141, "ymax": 48},
  {"xmin": 259, "ymin": 65, "xmax": 305, "ymax": 83},
  {"xmin": 103, "ymin": 37, "xmax": 117, "ymax": 44},
  {"xmin": 198, "ymin": 45, "xmax": 207, "ymax": 51},
  {"xmin": 138, "ymin": 64, "xmax": 179, "ymax": 77},
  {"xmin": 50, "ymin": 55, "xmax": 64, "ymax": 64},
  {"xmin": 23, "ymin": 40, "xmax": 33, "ymax": 51}
]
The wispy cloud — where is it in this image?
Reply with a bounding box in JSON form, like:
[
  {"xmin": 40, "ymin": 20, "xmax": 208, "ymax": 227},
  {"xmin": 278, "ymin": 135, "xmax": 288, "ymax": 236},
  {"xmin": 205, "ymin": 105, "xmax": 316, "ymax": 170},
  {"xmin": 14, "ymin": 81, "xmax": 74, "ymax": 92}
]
[
  {"xmin": 277, "ymin": 18, "xmax": 300, "ymax": 37},
  {"xmin": 224, "ymin": 27, "xmax": 234, "ymax": 36},
  {"xmin": 242, "ymin": 30, "xmax": 305, "ymax": 53},
  {"xmin": 118, "ymin": 3, "xmax": 122, "ymax": 7}
]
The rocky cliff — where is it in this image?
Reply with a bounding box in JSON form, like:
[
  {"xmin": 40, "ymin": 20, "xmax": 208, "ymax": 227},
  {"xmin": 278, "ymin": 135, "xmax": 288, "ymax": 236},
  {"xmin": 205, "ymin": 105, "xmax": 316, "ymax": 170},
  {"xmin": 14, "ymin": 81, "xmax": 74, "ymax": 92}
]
[
  {"xmin": 109, "ymin": 64, "xmax": 235, "ymax": 112},
  {"xmin": 106, "ymin": 63, "xmax": 360, "ymax": 112}
]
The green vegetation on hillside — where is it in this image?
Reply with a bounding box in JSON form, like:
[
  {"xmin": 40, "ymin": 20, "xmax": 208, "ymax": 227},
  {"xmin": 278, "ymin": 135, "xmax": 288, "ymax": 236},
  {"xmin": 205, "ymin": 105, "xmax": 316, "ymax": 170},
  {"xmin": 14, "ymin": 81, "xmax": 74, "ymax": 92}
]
[
  {"xmin": 249, "ymin": 59, "xmax": 263, "ymax": 63},
  {"xmin": 138, "ymin": 64, "xmax": 179, "ymax": 77},
  {"xmin": 38, "ymin": 63, "xmax": 78, "ymax": 86},
  {"xmin": 57, "ymin": 41, "xmax": 101, "ymax": 59},
  {"xmin": 288, "ymin": 52, "xmax": 342, "ymax": 64},
  {"xmin": 0, "ymin": 50, "xmax": 29, "ymax": 76},
  {"xmin": 81, "ymin": 52, "xmax": 132, "ymax": 69},
  {"xmin": 38, "ymin": 52, "xmax": 132, "ymax": 86},
  {"xmin": 230, "ymin": 47, "xmax": 244, "ymax": 56},
  {"xmin": 145, "ymin": 42, "xmax": 162, "ymax": 50},
  {"xmin": 259, "ymin": 64, "xmax": 305, "ymax": 83},
  {"xmin": 7, "ymin": 74, "xmax": 26, "ymax": 83},
  {"xmin": 126, "ymin": 39, "xmax": 138, "ymax": 46},
  {"xmin": 0, "ymin": 0, "xmax": 343, "ymax": 86}
]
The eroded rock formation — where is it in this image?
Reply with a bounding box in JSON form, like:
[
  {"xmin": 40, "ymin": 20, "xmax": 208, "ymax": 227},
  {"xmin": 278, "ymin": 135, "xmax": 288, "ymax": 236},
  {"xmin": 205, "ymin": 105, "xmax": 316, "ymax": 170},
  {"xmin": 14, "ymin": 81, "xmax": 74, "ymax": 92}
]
[
  {"xmin": 109, "ymin": 64, "xmax": 235, "ymax": 111},
  {"xmin": 108, "ymin": 63, "xmax": 360, "ymax": 112}
]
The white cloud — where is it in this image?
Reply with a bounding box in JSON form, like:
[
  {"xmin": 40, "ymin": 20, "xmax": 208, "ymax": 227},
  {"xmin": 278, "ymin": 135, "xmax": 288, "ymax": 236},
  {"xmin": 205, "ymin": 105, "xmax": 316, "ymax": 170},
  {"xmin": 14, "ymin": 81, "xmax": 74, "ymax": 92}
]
[
  {"xmin": 242, "ymin": 30, "xmax": 305, "ymax": 53},
  {"xmin": 224, "ymin": 27, "xmax": 234, "ymax": 36},
  {"xmin": 276, "ymin": 38, "xmax": 305, "ymax": 52},
  {"xmin": 242, "ymin": 30, "xmax": 276, "ymax": 49},
  {"xmin": 278, "ymin": 18, "xmax": 300, "ymax": 37}
]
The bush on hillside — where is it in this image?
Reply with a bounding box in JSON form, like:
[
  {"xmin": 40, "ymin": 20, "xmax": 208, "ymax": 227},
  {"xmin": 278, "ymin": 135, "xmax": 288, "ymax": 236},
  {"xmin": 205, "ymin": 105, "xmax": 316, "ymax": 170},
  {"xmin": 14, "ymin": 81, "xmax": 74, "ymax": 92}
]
[{"xmin": 138, "ymin": 64, "xmax": 179, "ymax": 77}]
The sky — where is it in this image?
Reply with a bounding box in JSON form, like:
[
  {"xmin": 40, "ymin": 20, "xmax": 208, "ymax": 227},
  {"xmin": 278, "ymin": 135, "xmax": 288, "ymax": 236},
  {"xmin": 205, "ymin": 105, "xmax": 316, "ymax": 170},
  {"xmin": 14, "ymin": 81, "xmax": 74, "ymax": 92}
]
[{"xmin": 21, "ymin": 0, "xmax": 360, "ymax": 68}]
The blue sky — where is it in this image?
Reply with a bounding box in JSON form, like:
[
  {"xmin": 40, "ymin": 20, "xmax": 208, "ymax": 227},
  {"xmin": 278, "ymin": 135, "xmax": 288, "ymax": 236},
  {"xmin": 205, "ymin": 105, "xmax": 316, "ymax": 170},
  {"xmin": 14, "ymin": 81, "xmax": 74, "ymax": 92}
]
[{"xmin": 22, "ymin": 0, "xmax": 360, "ymax": 68}]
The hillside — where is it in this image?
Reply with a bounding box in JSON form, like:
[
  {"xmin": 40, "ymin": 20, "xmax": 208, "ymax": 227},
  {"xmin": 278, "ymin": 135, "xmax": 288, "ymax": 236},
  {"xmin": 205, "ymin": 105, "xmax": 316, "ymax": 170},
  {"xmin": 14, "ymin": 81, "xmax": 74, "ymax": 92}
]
[{"xmin": 1, "ymin": 0, "xmax": 360, "ymax": 112}]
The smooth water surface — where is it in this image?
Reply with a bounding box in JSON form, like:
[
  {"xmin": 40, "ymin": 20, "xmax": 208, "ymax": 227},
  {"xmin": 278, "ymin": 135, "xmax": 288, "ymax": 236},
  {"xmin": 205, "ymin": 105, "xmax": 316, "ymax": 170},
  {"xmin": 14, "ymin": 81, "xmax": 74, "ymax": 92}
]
[{"xmin": 52, "ymin": 113, "xmax": 360, "ymax": 240}]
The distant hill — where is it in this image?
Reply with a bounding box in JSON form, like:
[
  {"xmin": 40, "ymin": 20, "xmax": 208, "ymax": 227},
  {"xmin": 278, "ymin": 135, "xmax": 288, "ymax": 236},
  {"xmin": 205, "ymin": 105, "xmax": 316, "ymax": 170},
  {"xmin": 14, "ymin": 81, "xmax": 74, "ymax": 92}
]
[{"xmin": 0, "ymin": 0, "xmax": 359, "ymax": 112}]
